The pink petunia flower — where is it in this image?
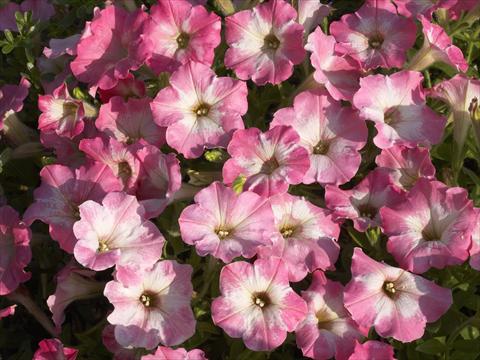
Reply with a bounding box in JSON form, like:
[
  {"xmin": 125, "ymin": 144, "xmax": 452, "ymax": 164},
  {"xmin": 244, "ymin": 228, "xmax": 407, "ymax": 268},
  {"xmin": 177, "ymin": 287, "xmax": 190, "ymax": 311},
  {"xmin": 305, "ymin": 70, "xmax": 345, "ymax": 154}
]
[
  {"xmin": 306, "ymin": 28, "xmax": 362, "ymax": 102},
  {"xmin": 70, "ymin": 6, "xmax": 150, "ymax": 91},
  {"xmin": 102, "ymin": 324, "xmax": 137, "ymax": 360},
  {"xmin": 142, "ymin": 346, "xmax": 207, "ymax": 360},
  {"xmin": 380, "ymin": 179, "xmax": 474, "ymax": 274},
  {"xmin": 0, "ymin": 206, "xmax": 31, "ymax": 296},
  {"xmin": 104, "ymin": 261, "xmax": 196, "ymax": 349},
  {"xmin": 211, "ymin": 257, "xmax": 307, "ymax": 351},
  {"xmin": 257, "ymin": 193, "xmax": 340, "ymax": 282},
  {"xmin": 179, "ymin": 181, "xmax": 275, "ymax": 263},
  {"xmin": 353, "ymin": 70, "xmax": 446, "ymax": 149},
  {"xmin": 348, "ymin": 340, "xmax": 395, "ymax": 360},
  {"xmin": 296, "ymin": 271, "xmax": 366, "ymax": 360},
  {"xmin": 271, "ymin": 89, "xmax": 367, "ymax": 185},
  {"xmin": 43, "ymin": 35, "xmax": 80, "ymax": 59},
  {"xmin": 73, "ymin": 192, "xmax": 165, "ymax": 271},
  {"xmin": 143, "ymin": 0, "xmax": 221, "ymax": 74},
  {"xmin": 151, "ymin": 61, "xmax": 247, "ymax": 159},
  {"xmin": 393, "ymin": 0, "xmax": 457, "ymax": 19},
  {"xmin": 407, "ymin": 15, "xmax": 468, "ymax": 72},
  {"xmin": 330, "ymin": 0, "xmax": 416, "ymax": 70},
  {"xmin": 224, "ymin": 0, "xmax": 305, "ymax": 85},
  {"xmin": 375, "ymin": 145, "xmax": 436, "ymax": 190},
  {"xmin": 0, "ymin": 78, "xmax": 30, "ymax": 130},
  {"xmin": 98, "ymin": 74, "xmax": 146, "ymax": 103},
  {"xmin": 325, "ymin": 168, "xmax": 404, "ymax": 232},
  {"xmin": 24, "ymin": 162, "xmax": 123, "ymax": 253},
  {"xmin": 469, "ymin": 209, "xmax": 480, "ymax": 270},
  {"xmin": 344, "ymin": 248, "xmax": 452, "ymax": 342},
  {"xmin": 223, "ymin": 126, "xmax": 310, "ymax": 197},
  {"xmin": 297, "ymin": 0, "xmax": 331, "ymax": 35},
  {"xmin": 33, "ymin": 339, "xmax": 78, "ymax": 360}
]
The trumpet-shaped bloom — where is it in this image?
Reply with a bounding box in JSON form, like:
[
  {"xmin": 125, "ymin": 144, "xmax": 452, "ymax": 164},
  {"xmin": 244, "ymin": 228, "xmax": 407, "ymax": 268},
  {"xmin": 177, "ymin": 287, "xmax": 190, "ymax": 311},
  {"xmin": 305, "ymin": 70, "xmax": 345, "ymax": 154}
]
[
  {"xmin": 0, "ymin": 206, "xmax": 31, "ymax": 295},
  {"xmin": 211, "ymin": 258, "xmax": 307, "ymax": 351},
  {"xmin": 33, "ymin": 339, "xmax": 78, "ymax": 360},
  {"xmin": 142, "ymin": 347, "xmax": 207, "ymax": 360},
  {"xmin": 381, "ymin": 179, "xmax": 475, "ymax": 273},
  {"xmin": 151, "ymin": 61, "xmax": 247, "ymax": 158},
  {"xmin": 272, "ymin": 90, "xmax": 366, "ymax": 185},
  {"xmin": 73, "ymin": 192, "xmax": 165, "ymax": 271},
  {"xmin": 224, "ymin": 0, "xmax": 305, "ymax": 85},
  {"xmin": 143, "ymin": 0, "xmax": 221, "ymax": 74},
  {"xmin": 0, "ymin": 78, "xmax": 30, "ymax": 130},
  {"xmin": 296, "ymin": 271, "xmax": 365, "ymax": 360},
  {"xmin": 469, "ymin": 209, "xmax": 480, "ymax": 270},
  {"xmin": 104, "ymin": 261, "xmax": 195, "ymax": 349},
  {"xmin": 348, "ymin": 340, "xmax": 395, "ymax": 360},
  {"xmin": 179, "ymin": 181, "xmax": 275, "ymax": 263},
  {"xmin": 344, "ymin": 248, "xmax": 452, "ymax": 342},
  {"xmin": 223, "ymin": 126, "xmax": 310, "ymax": 197},
  {"xmin": 353, "ymin": 71, "xmax": 446, "ymax": 149},
  {"xmin": 330, "ymin": 0, "xmax": 416, "ymax": 70},
  {"xmin": 24, "ymin": 162, "xmax": 122, "ymax": 253},
  {"xmin": 257, "ymin": 193, "xmax": 340, "ymax": 282}
]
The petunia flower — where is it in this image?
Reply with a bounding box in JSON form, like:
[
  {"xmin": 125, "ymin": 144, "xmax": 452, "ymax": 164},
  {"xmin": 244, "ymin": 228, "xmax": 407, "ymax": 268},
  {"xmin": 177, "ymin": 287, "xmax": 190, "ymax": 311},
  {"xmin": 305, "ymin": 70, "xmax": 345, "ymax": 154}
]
[
  {"xmin": 143, "ymin": 0, "xmax": 221, "ymax": 74},
  {"xmin": 353, "ymin": 70, "xmax": 446, "ymax": 149},
  {"xmin": 344, "ymin": 248, "xmax": 452, "ymax": 342},
  {"xmin": 98, "ymin": 74, "xmax": 146, "ymax": 103},
  {"xmin": 224, "ymin": 0, "xmax": 305, "ymax": 85},
  {"xmin": 0, "ymin": 206, "xmax": 31, "ymax": 296},
  {"xmin": 330, "ymin": 0, "xmax": 416, "ymax": 70},
  {"xmin": 102, "ymin": 324, "xmax": 137, "ymax": 360},
  {"xmin": 142, "ymin": 346, "xmax": 207, "ymax": 360},
  {"xmin": 271, "ymin": 89, "xmax": 367, "ymax": 185},
  {"xmin": 151, "ymin": 61, "xmax": 247, "ymax": 159},
  {"xmin": 325, "ymin": 168, "xmax": 404, "ymax": 232},
  {"xmin": 380, "ymin": 179, "xmax": 475, "ymax": 274},
  {"xmin": 211, "ymin": 257, "xmax": 307, "ymax": 351},
  {"xmin": 393, "ymin": 0, "xmax": 456, "ymax": 19},
  {"xmin": 469, "ymin": 209, "xmax": 480, "ymax": 270},
  {"xmin": 348, "ymin": 340, "xmax": 395, "ymax": 360},
  {"xmin": 24, "ymin": 162, "xmax": 123, "ymax": 253},
  {"xmin": 104, "ymin": 261, "xmax": 196, "ymax": 349},
  {"xmin": 223, "ymin": 126, "xmax": 310, "ymax": 197},
  {"xmin": 257, "ymin": 193, "xmax": 340, "ymax": 282},
  {"xmin": 0, "ymin": 78, "xmax": 30, "ymax": 130},
  {"xmin": 73, "ymin": 192, "xmax": 165, "ymax": 271},
  {"xmin": 297, "ymin": 0, "xmax": 331, "ymax": 35},
  {"xmin": 296, "ymin": 271, "xmax": 366, "ymax": 360},
  {"xmin": 179, "ymin": 181, "xmax": 275, "ymax": 263},
  {"xmin": 33, "ymin": 339, "xmax": 78, "ymax": 360}
]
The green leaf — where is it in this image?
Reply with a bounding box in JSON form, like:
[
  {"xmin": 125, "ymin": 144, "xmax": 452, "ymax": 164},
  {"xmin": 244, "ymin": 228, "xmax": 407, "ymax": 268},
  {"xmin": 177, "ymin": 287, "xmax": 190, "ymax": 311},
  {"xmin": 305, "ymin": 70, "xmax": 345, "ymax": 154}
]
[{"xmin": 416, "ymin": 338, "xmax": 446, "ymax": 355}]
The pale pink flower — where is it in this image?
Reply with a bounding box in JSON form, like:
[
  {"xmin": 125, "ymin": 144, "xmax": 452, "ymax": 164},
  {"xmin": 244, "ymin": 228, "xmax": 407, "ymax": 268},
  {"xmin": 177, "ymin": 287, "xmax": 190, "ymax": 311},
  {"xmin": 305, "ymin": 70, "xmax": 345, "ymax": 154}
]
[
  {"xmin": 104, "ymin": 261, "xmax": 195, "ymax": 349},
  {"xmin": 71, "ymin": 6, "xmax": 150, "ymax": 90},
  {"xmin": 353, "ymin": 70, "xmax": 446, "ymax": 149},
  {"xmin": 0, "ymin": 78, "xmax": 30, "ymax": 130},
  {"xmin": 344, "ymin": 248, "xmax": 452, "ymax": 342},
  {"xmin": 330, "ymin": 0, "xmax": 416, "ymax": 70},
  {"xmin": 325, "ymin": 168, "xmax": 404, "ymax": 232},
  {"xmin": 297, "ymin": 0, "xmax": 331, "ymax": 35},
  {"xmin": 296, "ymin": 271, "xmax": 366, "ymax": 360},
  {"xmin": 102, "ymin": 324, "xmax": 137, "ymax": 360},
  {"xmin": 469, "ymin": 209, "xmax": 480, "ymax": 270},
  {"xmin": 223, "ymin": 126, "xmax": 310, "ymax": 197},
  {"xmin": 224, "ymin": 0, "xmax": 305, "ymax": 85},
  {"xmin": 43, "ymin": 35, "xmax": 80, "ymax": 59},
  {"xmin": 24, "ymin": 162, "xmax": 122, "ymax": 253},
  {"xmin": 393, "ymin": 0, "xmax": 456, "ymax": 18},
  {"xmin": 0, "ymin": 206, "xmax": 31, "ymax": 295},
  {"xmin": 143, "ymin": 0, "xmax": 221, "ymax": 74},
  {"xmin": 211, "ymin": 257, "xmax": 307, "ymax": 351},
  {"xmin": 272, "ymin": 89, "xmax": 366, "ymax": 185},
  {"xmin": 98, "ymin": 74, "xmax": 146, "ymax": 103},
  {"xmin": 348, "ymin": 340, "xmax": 395, "ymax": 360},
  {"xmin": 306, "ymin": 28, "xmax": 361, "ymax": 101},
  {"xmin": 0, "ymin": 305, "xmax": 16, "ymax": 318},
  {"xmin": 151, "ymin": 61, "xmax": 247, "ymax": 159},
  {"xmin": 375, "ymin": 145, "xmax": 436, "ymax": 190},
  {"xmin": 142, "ymin": 347, "xmax": 207, "ymax": 360},
  {"xmin": 179, "ymin": 181, "xmax": 275, "ymax": 263},
  {"xmin": 257, "ymin": 194, "xmax": 339, "ymax": 282},
  {"xmin": 381, "ymin": 179, "xmax": 474, "ymax": 273},
  {"xmin": 33, "ymin": 339, "xmax": 78, "ymax": 360}
]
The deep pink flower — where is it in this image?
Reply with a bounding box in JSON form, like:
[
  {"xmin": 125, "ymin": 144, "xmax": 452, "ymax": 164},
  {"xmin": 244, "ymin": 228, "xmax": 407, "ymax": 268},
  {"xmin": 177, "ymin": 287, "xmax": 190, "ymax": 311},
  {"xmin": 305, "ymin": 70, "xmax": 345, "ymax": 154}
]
[
  {"xmin": 353, "ymin": 70, "xmax": 446, "ymax": 149},
  {"xmin": 98, "ymin": 74, "xmax": 146, "ymax": 103},
  {"xmin": 223, "ymin": 126, "xmax": 310, "ymax": 197},
  {"xmin": 71, "ymin": 6, "xmax": 150, "ymax": 90},
  {"xmin": 469, "ymin": 209, "xmax": 480, "ymax": 270},
  {"xmin": 151, "ymin": 61, "xmax": 247, "ymax": 158},
  {"xmin": 257, "ymin": 193, "xmax": 339, "ymax": 282},
  {"xmin": 344, "ymin": 248, "xmax": 452, "ymax": 342},
  {"xmin": 104, "ymin": 261, "xmax": 196, "ymax": 349},
  {"xmin": 179, "ymin": 181, "xmax": 275, "ymax": 263},
  {"xmin": 375, "ymin": 145, "xmax": 436, "ymax": 190},
  {"xmin": 212, "ymin": 257, "xmax": 307, "ymax": 351},
  {"xmin": 306, "ymin": 28, "xmax": 361, "ymax": 101},
  {"xmin": 296, "ymin": 271, "xmax": 365, "ymax": 360},
  {"xmin": 0, "ymin": 305, "xmax": 16, "ymax": 318},
  {"xmin": 381, "ymin": 179, "xmax": 474, "ymax": 273},
  {"xmin": 330, "ymin": 0, "xmax": 416, "ymax": 70},
  {"xmin": 142, "ymin": 347, "xmax": 207, "ymax": 360},
  {"xmin": 0, "ymin": 206, "xmax": 31, "ymax": 295},
  {"xmin": 24, "ymin": 162, "xmax": 122, "ymax": 253},
  {"xmin": 272, "ymin": 90, "xmax": 366, "ymax": 185},
  {"xmin": 143, "ymin": 0, "xmax": 221, "ymax": 74},
  {"xmin": 224, "ymin": 0, "xmax": 305, "ymax": 85},
  {"xmin": 325, "ymin": 168, "xmax": 404, "ymax": 232},
  {"xmin": 348, "ymin": 340, "xmax": 395, "ymax": 360},
  {"xmin": 33, "ymin": 339, "xmax": 78, "ymax": 360},
  {"xmin": 0, "ymin": 78, "xmax": 30, "ymax": 130}
]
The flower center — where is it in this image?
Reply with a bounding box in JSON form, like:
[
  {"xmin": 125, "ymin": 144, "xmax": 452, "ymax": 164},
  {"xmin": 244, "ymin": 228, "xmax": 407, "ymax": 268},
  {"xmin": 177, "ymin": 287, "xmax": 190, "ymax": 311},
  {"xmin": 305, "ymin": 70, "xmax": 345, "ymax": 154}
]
[
  {"xmin": 313, "ymin": 140, "xmax": 330, "ymax": 155},
  {"xmin": 264, "ymin": 33, "xmax": 280, "ymax": 50},
  {"xmin": 193, "ymin": 103, "xmax": 210, "ymax": 117},
  {"xmin": 118, "ymin": 161, "xmax": 132, "ymax": 182},
  {"xmin": 383, "ymin": 281, "xmax": 397, "ymax": 298},
  {"xmin": 252, "ymin": 292, "xmax": 271, "ymax": 309},
  {"xmin": 368, "ymin": 32, "xmax": 384, "ymax": 49},
  {"xmin": 261, "ymin": 157, "xmax": 280, "ymax": 175},
  {"xmin": 357, "ymin": 203, "xmax": 377, "ymax": 219},
  {"xmin": 215, "ymin": 227, "xmax": 231, "ymax": 239},
  {"xmin": 316, "ymin": 308, "xmax": 337, "ymax": 330},
  {"xmin": 62, "ymin": 101, "xmax": 79, "ymax": 117},
  {"xmin": 176, "ymin": 32, "xmax": 190, "ymax": 49},
  {"xmin": 139, "ymin": 292, "xmax": 158, "ymax": 307},
  {"xmin": 422, "ymin": 228, "xmax": 440, "ymax": 242},
  {"xmin": 98, "ymin": 239, "xmax": 110, "ymax": 253},
  {"xmin": 280, "ymin": 226, "xmax": 295, "ymax": 238}
]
